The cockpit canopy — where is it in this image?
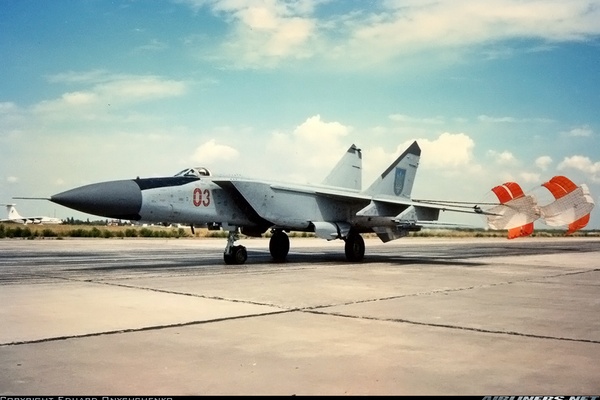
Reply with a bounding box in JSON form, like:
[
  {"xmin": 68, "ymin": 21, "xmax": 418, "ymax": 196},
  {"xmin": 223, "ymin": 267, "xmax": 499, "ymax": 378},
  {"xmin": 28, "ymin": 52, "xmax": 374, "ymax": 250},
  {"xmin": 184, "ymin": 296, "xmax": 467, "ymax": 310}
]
[{"xmin": 174, "ymin": 167, "xmax": 212, "ymax": 178}]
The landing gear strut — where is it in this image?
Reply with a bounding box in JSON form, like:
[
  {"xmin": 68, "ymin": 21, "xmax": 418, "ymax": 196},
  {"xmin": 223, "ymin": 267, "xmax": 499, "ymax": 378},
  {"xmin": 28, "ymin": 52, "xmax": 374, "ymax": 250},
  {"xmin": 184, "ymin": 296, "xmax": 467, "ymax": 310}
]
[
  {"xmin": 223, "ymin": 229, "xmax": 248, "ymax": 265},
  {"xmin": 344, "ymin": 232, "xmax": 365, "ymax": 262},
  {"xmin": 269, "ymin": 229, "xmax": 290, "ymax": 262}
]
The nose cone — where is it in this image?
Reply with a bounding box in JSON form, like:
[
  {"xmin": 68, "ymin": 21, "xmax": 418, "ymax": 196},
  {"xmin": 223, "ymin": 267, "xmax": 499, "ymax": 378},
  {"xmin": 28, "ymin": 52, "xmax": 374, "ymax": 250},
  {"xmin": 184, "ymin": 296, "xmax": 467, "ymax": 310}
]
[{"xmin": 51, "ymin": 180, "xmax": 142, "ymax": 220}]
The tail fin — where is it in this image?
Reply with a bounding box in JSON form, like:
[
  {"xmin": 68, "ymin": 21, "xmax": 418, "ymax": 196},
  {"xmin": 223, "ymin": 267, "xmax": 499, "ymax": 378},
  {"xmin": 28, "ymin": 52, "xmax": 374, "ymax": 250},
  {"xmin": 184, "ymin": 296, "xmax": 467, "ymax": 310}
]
[
  {"xmin": 5, "ymin": 204, "xmax": 23, "ymax": 220},
  {"xmin": 364, "ymin": 141, "xmax": 420, "ymax": 199},
  {"xmin": 322, "ymin": 144, "xmax": 362, "ymax": 191}
]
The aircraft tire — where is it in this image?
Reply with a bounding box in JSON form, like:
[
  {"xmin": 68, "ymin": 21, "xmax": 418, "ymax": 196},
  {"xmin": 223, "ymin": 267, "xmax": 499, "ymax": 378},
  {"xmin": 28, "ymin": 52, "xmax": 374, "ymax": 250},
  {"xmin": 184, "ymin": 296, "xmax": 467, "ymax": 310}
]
[
  {"xmin": 232, "ymin": 245, "xmax": 247, "ymax": 264},
  {"xmin": 224, "ymin": 245, "xmax": 248, "ymax": 265},
  {"xmin": 344, "ymin": 233, "xmax": 365, "ymax": 262},
  {"xmin": 269, "ymin": 230, "xmax": 290, "ymax": 262}
]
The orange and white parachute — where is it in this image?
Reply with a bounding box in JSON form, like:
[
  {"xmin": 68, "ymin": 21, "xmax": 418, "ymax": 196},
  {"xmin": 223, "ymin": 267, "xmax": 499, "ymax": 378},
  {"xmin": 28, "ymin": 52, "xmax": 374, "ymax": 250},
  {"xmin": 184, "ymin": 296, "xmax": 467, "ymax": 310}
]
[
  {"xmin": 486, "ymin": 181, "xmax": 538, "ymax": 239},
  {"xmin": 539, "ymin": 176, "xmax": 595, "ymax": 235},
  {"xmin": 484, "ymin": 176, "xmax": 595, "ymax": 238}
]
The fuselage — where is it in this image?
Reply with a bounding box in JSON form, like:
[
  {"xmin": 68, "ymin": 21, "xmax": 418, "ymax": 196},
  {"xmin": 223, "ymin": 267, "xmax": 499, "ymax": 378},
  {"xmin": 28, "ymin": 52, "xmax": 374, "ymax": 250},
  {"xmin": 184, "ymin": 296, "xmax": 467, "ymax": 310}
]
[
  {"xmin": 51, "ymin": 176, "xmax": 248, "ymax": 225},
  {"xmin": 50, "ymin": 174, "xmax": 388, "ymax": 233}
]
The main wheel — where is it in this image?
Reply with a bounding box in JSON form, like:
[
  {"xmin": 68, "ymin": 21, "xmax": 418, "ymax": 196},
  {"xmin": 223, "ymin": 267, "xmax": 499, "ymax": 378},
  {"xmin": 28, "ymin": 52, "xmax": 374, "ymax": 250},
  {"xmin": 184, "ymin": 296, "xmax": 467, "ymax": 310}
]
[
  {"xmin": 269, "ymin": 230, "xmax": 290, "ymax": 262},
  {"xmin": 344, "ymin": 233, "xmax": 365, "ymax": 262}
]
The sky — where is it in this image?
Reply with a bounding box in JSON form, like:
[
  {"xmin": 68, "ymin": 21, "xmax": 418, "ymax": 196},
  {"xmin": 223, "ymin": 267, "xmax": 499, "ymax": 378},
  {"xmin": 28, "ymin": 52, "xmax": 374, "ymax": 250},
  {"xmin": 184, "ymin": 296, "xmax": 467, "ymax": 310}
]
[{"xmin": 1, "ymin": 0, "xmax": 599, "ymax": 231}]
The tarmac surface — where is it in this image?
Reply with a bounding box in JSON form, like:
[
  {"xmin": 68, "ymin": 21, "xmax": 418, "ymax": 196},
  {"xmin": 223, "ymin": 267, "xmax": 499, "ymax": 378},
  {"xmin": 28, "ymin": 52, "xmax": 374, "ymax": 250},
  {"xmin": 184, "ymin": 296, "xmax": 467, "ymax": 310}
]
[{"xmin": 0, "ymin": 236, "xmax": 599, "ymax": 395}]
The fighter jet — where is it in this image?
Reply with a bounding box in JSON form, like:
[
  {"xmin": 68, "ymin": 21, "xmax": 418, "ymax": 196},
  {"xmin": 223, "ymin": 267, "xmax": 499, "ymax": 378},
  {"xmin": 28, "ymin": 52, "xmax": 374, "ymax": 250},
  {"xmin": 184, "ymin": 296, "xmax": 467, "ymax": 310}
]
[{"xmin": 44, "ymin": 141, "xmax": 483, "ymax": 264}]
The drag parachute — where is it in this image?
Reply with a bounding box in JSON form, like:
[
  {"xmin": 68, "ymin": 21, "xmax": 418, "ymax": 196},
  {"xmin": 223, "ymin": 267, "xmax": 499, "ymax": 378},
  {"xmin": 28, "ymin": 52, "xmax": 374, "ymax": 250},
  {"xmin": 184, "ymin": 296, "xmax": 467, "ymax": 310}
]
[
  {"xmin": 483, "ymin": 175, "xmax": 595, "ymax": 238},
  {"xmin": 486, "ymin": 182, "xmax": 538, "ymax": 239},
  {"xmin": 539, "ymin": 176, "xmax": 595, "ymax": 235}
]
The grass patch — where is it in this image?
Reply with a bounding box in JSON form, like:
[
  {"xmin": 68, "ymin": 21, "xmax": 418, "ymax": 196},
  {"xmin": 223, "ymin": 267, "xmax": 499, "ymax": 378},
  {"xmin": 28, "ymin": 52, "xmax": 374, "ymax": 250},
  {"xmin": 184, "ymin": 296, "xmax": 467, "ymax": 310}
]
[
  {"xmin": 0, "ymin": 223, "xmax": 189, "ymax": 239},
  {"xmin": 0, "ymin": 223, "xmax": 597, "ymax": 240}
]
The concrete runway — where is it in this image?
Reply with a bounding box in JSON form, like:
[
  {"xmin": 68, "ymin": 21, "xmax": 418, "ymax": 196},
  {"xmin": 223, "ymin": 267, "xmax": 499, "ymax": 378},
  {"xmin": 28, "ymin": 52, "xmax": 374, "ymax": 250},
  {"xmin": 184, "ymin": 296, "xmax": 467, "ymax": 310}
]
[{"xmin": 1, "ymin": 236, "xmax": 599, "ymax": 395}]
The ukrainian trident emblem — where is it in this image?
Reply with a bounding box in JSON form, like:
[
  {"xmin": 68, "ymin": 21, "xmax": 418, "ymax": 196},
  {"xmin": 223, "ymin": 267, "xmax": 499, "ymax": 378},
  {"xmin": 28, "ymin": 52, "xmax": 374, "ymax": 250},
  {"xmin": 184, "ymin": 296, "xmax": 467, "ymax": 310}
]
[{"xmin": 394, "ymin": 168, "xmax": 406, "ymax": 196}]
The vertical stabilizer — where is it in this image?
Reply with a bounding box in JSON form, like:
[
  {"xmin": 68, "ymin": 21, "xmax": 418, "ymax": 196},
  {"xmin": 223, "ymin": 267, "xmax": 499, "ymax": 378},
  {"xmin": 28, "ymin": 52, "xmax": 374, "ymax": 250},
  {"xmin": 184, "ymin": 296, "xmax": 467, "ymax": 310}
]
[
  {"xmin": 5, "ymin": 204, "xmax": 23, "ymax": 220},
  {"xmin": 364, "ymin": 141, "xmax": 420, "ymax": 199},
  {"xmin": 322, "ymin": 144, "xmax": 362, "ymax": 191}
]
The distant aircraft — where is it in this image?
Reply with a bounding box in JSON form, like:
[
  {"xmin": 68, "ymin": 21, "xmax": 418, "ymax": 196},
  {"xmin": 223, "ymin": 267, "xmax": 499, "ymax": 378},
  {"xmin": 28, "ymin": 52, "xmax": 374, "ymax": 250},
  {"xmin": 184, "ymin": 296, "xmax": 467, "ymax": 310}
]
[
  {"xmin": 21, "ymin": 141, "xmax": 594, "ymax": 264},
  {"xmin": 0, "ymin": 203, "xmax": 63, "ymax": 225}
]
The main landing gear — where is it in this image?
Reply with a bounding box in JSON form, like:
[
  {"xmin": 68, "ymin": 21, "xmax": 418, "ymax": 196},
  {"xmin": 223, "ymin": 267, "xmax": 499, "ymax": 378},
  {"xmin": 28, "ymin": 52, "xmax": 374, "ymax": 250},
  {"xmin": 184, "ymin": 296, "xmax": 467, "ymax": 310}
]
[
  {"xmin": 223, "ymin": 228, "xmax": 364, "ymax": 265},
  {"xmin": 269, "ymin": 229, "xmax": 290, "ymax": 262},
  {"xmin": 344, "ymin": 232, "xmax": 365, "ymax": 262}
]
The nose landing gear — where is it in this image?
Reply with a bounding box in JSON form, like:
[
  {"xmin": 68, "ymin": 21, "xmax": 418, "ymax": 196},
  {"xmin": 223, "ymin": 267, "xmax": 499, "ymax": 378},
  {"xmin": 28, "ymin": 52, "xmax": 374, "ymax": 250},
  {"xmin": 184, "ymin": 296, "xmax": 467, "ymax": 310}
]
[{"xmin": 223, "ymin": 229, "xmax": 248, "ymax": 265}]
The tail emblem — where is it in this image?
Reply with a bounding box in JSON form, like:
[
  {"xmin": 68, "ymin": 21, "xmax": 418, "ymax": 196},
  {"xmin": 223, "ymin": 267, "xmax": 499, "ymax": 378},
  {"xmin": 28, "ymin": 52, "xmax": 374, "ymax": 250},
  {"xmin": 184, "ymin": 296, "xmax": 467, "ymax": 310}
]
[{"xmin": 394, "ymin": 168, "xmax": 406, "ymax": 196}]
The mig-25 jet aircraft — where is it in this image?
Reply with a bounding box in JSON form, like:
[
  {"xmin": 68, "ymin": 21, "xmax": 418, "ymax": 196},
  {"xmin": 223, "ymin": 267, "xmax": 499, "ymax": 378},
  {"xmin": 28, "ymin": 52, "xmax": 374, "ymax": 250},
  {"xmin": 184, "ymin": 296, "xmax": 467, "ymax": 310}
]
[
  {"xmin": 18, "ymin": 141, "xmax": 594, "ymax": 263},
  {"xmin": 38, "ymin": 141, "xmax": 489, "ymax": 264}
]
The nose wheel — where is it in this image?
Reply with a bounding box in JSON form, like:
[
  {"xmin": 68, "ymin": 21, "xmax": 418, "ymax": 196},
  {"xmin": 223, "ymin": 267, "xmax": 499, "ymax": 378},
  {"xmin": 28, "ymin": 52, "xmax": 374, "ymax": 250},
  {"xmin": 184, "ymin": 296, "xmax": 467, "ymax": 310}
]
[
  {"xmin": 224, "ymin": 229, "xmax": 248, "ymax": 265},
  {"xmin": 224, "ymin": 245, "xmax": 247, "ymax": 265}
]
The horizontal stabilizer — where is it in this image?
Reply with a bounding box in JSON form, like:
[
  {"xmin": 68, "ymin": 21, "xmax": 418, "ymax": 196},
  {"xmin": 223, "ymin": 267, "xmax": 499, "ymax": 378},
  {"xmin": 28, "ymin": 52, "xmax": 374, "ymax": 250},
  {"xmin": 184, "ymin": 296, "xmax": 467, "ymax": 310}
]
[
  {"xmin": 356, "ymin": 200, "xmax": 408, "ymax": 217},
  {"xmin": 395, "ymin": 205, "xmax": 440, "ymax": 223},
  {"xmin": 372, "ymin": 226, "xmax": 412, "ymax": 242}
]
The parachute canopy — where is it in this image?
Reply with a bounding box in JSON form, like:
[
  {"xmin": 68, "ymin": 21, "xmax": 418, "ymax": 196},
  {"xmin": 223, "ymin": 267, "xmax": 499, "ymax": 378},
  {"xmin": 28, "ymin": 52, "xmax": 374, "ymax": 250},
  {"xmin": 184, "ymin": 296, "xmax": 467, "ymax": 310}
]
[
  {"xmin": 483, "ymin": 175, "xmax": 595, "ymax": 238},
  {"xmin": 486, "ymin": 181, "xmax": 537, "ymax": 239},
  {"xmin": 540, "ymin": 176, "xmax": 595, "ymax": 235}
]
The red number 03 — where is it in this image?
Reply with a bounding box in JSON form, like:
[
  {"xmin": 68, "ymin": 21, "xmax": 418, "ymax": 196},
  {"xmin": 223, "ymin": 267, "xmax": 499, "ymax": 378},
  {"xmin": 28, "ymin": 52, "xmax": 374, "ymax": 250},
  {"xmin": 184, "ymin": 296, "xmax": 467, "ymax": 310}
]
[{"xmin": 193, "ymin": 188, "xmax": 211, "ymax": 207}]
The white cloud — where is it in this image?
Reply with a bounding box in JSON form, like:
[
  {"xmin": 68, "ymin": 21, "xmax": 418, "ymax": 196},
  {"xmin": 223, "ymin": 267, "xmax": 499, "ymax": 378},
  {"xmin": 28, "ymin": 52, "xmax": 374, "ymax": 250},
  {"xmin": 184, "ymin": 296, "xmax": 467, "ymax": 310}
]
[
  {"xmin": 190, "ymin": 139, "xmax": 240, "ymax": 164},
  {"xmin": 7, "ymin": 176, "xmax": 19, "ymax": 183},
  {"xmin": 185, "ymin": 0, "xmax": 317, "ymax": 68},
  {"xmin": 0, "ymin": 102, "xmax": 26, "ymax": 134},
  {"xmin": 180, "ymin": 0, "xmax": 600, "ymax": 69},
  {"xmin": 47, "ymin": 70, "xmax": 112, "ymax": 84},
  {"xmin": 265, "ymin": 115, "xmax": 352, "ymax": 181},
  {"xmin": 418, "ymin": 132, "xmax": 475, "ymax": 168},
  {"xmin": 558, "ymin": 155, "xmax": 600, "ymax": 182},
  {"xmin": 134, "ymin": 39, "xmax": 169, "ymax": 52},
  {"xmin": 519, "ymin": 172, "xmax": 540, "ymax": 183},
  {"xmin": 340, "ymin": 1, "xmax": 600, "ymax": 61},
  {"xmin": 32, "ymin": 74, "xmax": 188, "ymax": 122},
  {"xmin": 99, "ymin": 78, "xmax": 186, "ymax": 101},
  {"xmin": 61, "ymin": 91, "xmax": 99, "ymax": 106},
  {"xmin": 177, "ymin": 116, "xmax": 355, "ymax": 185},
  {"xmin": 0, "ymin": 102, "xmax": 19, "ymax": 113},
  {"xmin": 292, "ymin": 114, "xmax": 349, "ymax": 143},
  {"xmin": 478, "ymin": 115, "xmax": 554, "ymax": 124},
  {"xmin": 488, "ymin": 150, "xmax": 516, "ymax": 164},
  {"xmin": 567, "ymin": 125, "xmax": 593, "ymax": 137},
  {"xmin": 535, "ymin": 155, "xmax": 553, "ymax": 170}
]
